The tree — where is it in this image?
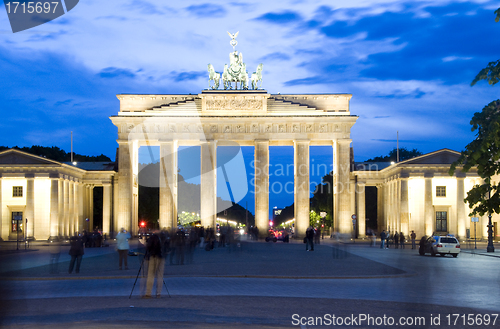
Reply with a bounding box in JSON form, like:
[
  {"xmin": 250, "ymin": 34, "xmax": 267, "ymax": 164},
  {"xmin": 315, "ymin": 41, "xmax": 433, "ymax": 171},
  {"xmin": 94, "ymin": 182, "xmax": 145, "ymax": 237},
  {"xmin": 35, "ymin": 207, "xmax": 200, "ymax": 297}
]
[
  {"xmin": 450, "ymin": 101, "xmax": 500, "ymax": 216},
  {"xmin": 450, "ymin": 8, "xmax": 500, "ymax": 218},
  {"xmin": 365, "ymin": 147, "xmax": 422, "ymax": 162},
  {"xmin": 470, "ymin": 9, "xmax": 500, "ymax": 86},
  {"xmin": 0, "ymin": 145, "xmax": 111, "ymax": 162}
]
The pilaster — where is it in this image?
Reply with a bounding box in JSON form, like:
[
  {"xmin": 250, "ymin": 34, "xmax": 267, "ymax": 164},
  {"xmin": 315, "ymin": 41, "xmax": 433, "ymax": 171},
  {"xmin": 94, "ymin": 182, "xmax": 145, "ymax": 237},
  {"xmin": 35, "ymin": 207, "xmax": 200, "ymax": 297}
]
[
  {"xmin": 337, "ymin": 140, "xmax": 352, "ymax": 234},
  {"xmin": 159, "ymin": 141, "xmax": 178, "ymax": 230},
  {"xmin": 400, "ymin": 176, "xmax": 409, "ymax": 235},
  {"xmin": 117, "ymin": 142, "xmax": 133, "ymax": 232},
  {"xmin": 424, "ymin": 174, "xmax": 433, "ymax": 236},
  {"xmin": 49, "ymin": 175, "xmax": 59, "ymax": 240},
  {"xmin": 25, "ymin": 174, "xmax": 35, "ymax": 239},
  {"xmin": 254, "ymin": 140, "xmax": 269, "ymax": 236},
  {"xmin": 357, "ymin": 181, "xmax": 366, "ymax": 238},
  {"xmin": 294, "ymin": 140, "xmax": 310, "ymax": 238},
  {"xmin": 102, "ymin": 183, "xmax": 112, "ymax": 235},
  {"xmin": 200, "ymin": 141, "xmax": 217, "ymax": 229},
  {"xmin": 456, "ymin": 177, "xmax": 466, "ymax": 239}
]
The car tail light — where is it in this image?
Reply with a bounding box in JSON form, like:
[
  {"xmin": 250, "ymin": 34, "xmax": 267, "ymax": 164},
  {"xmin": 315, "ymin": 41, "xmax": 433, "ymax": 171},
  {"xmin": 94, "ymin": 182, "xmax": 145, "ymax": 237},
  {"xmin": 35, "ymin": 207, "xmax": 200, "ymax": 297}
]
[
  {"xmin": 436, "ymin": 244, "xmax": 442, "ymax": 248},
  {"xmin": 456, "ymin": 245, "xmax": 460, "ymax": 248}
]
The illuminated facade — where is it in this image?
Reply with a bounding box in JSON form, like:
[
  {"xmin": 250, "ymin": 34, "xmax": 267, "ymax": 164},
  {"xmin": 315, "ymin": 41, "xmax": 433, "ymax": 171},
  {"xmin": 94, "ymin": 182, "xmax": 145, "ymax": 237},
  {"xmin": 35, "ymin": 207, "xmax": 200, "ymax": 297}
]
[
  {"xmin": 0, "ymin": 149, "xmax": 115, "ymax": 241},
  {"xmin": 354, "ymin": 149, "xmax": 498, "ymax": 240}
]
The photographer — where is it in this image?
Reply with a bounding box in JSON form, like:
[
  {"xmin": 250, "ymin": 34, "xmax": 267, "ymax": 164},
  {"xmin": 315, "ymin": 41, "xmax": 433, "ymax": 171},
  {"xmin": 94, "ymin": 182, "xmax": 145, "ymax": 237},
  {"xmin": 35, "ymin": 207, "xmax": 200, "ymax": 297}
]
[{"xmin": 144, "ymin": 232, "xmax": 165, "ymax": 298}]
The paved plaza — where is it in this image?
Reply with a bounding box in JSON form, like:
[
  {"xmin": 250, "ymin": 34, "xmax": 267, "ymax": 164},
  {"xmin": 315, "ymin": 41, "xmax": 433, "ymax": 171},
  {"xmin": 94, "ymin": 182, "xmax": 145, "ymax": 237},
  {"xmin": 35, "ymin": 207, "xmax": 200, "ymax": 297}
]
[{"xmin": 0, "ymin": 238, "xmax": 499, "ymax": 328}]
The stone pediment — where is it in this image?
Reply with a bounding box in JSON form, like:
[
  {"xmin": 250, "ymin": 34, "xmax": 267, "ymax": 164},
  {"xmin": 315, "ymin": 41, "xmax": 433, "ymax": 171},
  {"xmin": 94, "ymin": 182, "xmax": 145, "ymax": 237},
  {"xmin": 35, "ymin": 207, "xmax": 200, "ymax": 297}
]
[
  {"xmin": 0, "ymin": 149, "xmax": 61, "ymax": 166},
  {"xmin": 400, "ymin": 149, "xmax": 461, "ymax": 165}
]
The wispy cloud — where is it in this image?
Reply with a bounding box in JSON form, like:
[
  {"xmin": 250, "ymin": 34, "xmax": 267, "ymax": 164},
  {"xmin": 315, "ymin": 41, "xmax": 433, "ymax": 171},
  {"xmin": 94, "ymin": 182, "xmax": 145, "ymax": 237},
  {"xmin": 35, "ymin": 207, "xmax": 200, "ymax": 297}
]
[
  {"xmin": 170, "ymin": 71, "xmax": 205, "ymax": 82},
  {"xmin": 186, "ymin": 4, "xmax": 226, "ymax": 18},
  {"xmin": 255, "ymin": 10, "xmax": 303, "ymax": 24},
  {"xmin": 98, "ymin": 67, "xmax": 136, "ymax": 79}
]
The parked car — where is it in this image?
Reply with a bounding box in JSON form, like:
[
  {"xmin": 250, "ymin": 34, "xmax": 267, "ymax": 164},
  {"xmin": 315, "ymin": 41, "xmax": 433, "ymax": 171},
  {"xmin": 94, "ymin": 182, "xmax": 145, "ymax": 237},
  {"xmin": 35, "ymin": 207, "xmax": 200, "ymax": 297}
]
[{"xmin": 419, "ymin": 235, "xmax": 460, "ymax": 257}]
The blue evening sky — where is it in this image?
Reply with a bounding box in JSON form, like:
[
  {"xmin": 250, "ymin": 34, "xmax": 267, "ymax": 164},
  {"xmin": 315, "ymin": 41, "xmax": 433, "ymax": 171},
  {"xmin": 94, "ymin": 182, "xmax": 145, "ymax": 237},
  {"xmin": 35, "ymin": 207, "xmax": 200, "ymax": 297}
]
[{"xmin": 1, "ymin": 0, "xmax": 499, "ymax": 216}]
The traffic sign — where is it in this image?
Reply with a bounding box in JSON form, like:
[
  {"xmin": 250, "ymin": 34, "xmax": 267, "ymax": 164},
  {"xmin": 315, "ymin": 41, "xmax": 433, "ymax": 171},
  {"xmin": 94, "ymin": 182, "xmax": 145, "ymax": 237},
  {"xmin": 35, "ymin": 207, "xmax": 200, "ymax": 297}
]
[
  {"xmin": 471, "ymin": 217, "xmax": 479, "ymax": 222},
  {"xmin": 351, "ymin": 214, "xmax": 357, "ymax": 220}
]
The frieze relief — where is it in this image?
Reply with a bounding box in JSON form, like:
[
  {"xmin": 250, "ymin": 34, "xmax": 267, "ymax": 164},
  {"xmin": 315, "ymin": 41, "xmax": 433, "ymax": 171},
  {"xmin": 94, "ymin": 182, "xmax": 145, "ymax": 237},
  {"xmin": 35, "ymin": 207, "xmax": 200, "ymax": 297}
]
[
  {"xmin": 119, "ymin": 122, "xmax": 350, "ymax": 135},
  {"xmin": 206, "ymin": 99, "xmax": 263, "ymax": 111}
]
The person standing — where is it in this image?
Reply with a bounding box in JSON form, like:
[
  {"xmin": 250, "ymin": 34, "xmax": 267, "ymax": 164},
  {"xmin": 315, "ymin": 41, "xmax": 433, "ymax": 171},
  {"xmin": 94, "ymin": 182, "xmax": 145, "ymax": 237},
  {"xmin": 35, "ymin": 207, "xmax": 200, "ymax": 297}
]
[
  {"xmin": 394, "ymin": 232, "xmax": 399, "ymax": 249},
  {"xmin": 116, "ymin": 228, "xmax": 131, "ymax": 270},
  {"xmin": 144, "ymin": 233, "xmax": 165, "ymax": 298},
  {"xmin": 380, "ymin": 230, "xmax": 386, "ymax": 249},
  {"xmin": 68, "ymin": 233, "xmax": 84, "ymax": 274},
  {"xmin": 399, "ymin": 232, "xmax": 405, "ymax": 249},
  {"xmin": 410, "ymin": 230, "xmax": 417, "ymax": 249},
  {"xmin": 306, "ymin": 226, "xmax": 315, "ymax": 251}
]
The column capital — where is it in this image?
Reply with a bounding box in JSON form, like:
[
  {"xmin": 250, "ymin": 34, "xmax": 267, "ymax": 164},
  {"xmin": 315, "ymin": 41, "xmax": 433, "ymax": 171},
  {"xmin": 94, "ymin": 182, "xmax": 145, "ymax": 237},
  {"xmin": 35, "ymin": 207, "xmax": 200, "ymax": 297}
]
[
  {"xmin": 424, "ymin": 173, "xmax": 434, "ymax": 178},
  {"xmin": 293, "ymin": 140, "xmax": 310, "ymax": 146},
  {"xmin": 338, "ymin": 139, "xmax": 352, "ymax": 145}
]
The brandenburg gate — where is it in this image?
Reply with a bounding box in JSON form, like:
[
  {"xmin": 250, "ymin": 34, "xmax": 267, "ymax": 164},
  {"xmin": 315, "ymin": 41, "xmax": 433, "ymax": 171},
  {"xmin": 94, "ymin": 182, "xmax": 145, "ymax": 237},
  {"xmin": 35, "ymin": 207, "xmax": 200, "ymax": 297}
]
[
  {"xmin": 110, "ymin": 90, "xmax": 357, "ymax": 237},
  {"xmin": 110, "ymin": 33, "xmax": 358, "ymax": 238}
]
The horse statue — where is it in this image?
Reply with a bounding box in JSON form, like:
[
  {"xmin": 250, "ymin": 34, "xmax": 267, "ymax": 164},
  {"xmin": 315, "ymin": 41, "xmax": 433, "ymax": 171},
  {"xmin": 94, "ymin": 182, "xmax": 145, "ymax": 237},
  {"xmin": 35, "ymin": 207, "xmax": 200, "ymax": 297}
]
[
  {"xmin": 250, "ymin": 63, "xmax": 263, "ymax": 90},
  {"xmin": 222, "ymin": 51, "xmax": 249, "ymax": 90},
  {"xmin": 207, "ymin": 64, "xmax": 220, "ymax": 90}
]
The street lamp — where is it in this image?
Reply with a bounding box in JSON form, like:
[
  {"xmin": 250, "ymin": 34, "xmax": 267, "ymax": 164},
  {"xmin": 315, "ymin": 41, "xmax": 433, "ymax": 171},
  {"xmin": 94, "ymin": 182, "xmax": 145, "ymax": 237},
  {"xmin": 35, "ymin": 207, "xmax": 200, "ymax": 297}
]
[
  {"xmin": 487, "ymin": 189, "xmax": 495, "ymax": 252},
  {"xmin": 487, "ymin": 215, "xmax": 494, "ymax": 252}
]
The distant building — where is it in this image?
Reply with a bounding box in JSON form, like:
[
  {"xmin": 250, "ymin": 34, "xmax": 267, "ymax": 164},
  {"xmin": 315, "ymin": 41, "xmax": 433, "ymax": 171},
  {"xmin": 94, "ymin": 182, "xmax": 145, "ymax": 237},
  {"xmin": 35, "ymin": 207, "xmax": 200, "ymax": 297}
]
[
  {"xmin": 0, "ymin": 149, "xmax": 115, "ymax": 241},
  {"xmin": 353, "ymin": 149, "xmax": 494, "ymax": 240}
]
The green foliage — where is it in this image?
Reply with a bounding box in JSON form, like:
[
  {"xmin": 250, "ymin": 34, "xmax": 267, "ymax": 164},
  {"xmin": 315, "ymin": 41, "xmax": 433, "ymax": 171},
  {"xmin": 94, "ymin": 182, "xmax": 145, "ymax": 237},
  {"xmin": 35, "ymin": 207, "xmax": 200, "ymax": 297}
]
[
  {"xmin": 365, "ymin": 147, "xmax": 422, "ymax": 162},
  {"xmin": 310, "ymin": 172, "xmax": 333, "ymax": 227},
  {"xmin": 178, "ymin": 212, "xmax": 200, "ymax": 227},
  {"xmin": 453, "ymin": 8, "xmax": 500, "ymax": 217},
  {"xmin": 0, "ymin": 145, "xmax": 111, "ymax": 162},
  {"xmin": 450, "ymin": 100, "xmax": 500, "ymax": 216},
  {"xmin": 471, "ymin": 8, "xmax": 500, "ymax": 86},
  {"xmin": 309, "ymin": 210, "xmax": 322, "ymax": 227},
  {"xmin": 471, "ymin": 60, "xmax": 500, "ymax": 86}
]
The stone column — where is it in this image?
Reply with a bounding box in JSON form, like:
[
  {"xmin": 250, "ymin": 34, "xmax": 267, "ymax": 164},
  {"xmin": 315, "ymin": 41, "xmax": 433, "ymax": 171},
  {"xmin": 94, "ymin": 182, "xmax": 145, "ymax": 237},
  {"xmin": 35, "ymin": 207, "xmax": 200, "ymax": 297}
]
[
  {"xmin": 376, "ymin": 184, "xmax": 385, "ymax": 231},
  {"xmin": 102, "ymin": 183, "xmax": 112, "ymax": 235},
  {"xmin": 424, "ymin": 174, "xmax": 433, "ymax": 236},
  {"xmin": 294, "ymin": 140, "xmax": 310, "ymax": 238},
  {"xmin": 63, "ymin": 179, "xmax": 69, "ymax": 237},
  {"xmin": 357, "ymin": 181, "xmax": 366, "ymax": 238},
  {"xmin": 49, "ymin": 175, "xmax": 59, "ymax": 240},
  {"xmin": 456, "ymin": 176, "xmax": 466, "ymax": 239},
  {"xmin": 332, "ymin": 140, "xmax": 339, "ymax": 232},
  {"xmin": 25, "ymin": 174, "xmax": 35, "ymax": 239},
  {"xmin": 58, "ymin": 178, "xmax": 63, "ymax": 238},
  {"xmin": 350, "ymin": 180, "xmax": 356, "ymax": 237},
  {"xmin": 200, "ymin": 141, "xmax": 217, "ymax": 229},
  {"xmin": 73, "ymin": 182, "xmax": 78, "ymax": 235},
  {"xmin": 68, "ymin": 180, "xmax": 74, "ymax": 235},
  {"xmin": 337, "ymin": 140, "xmax": 352, "ymax": 234},
  {"xmin": 160, "ymin": 141, "xmax": 178, "ymax": 230},
  {"xmin": 117, "ymin": 142, "xmax": 133, "ymax": 232},
  {"xmin": 84, "ymin": 185, "xmax": 89, "ymax": 230},
  {"xmin": 89, "ymin": 185, "xmax": 94, "ymax": 231},
  {"xmin": 254, "ymin": 140, "xmax": 269, "ymax": 236},
  {"xmin": 400, "ymin": 176, "xmax": 409, "ymax": 235}
]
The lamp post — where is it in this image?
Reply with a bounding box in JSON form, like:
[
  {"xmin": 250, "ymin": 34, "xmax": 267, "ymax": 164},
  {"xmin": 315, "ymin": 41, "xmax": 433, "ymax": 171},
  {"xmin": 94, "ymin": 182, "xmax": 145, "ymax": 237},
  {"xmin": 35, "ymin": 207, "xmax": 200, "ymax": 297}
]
[
  {"xmin": 487, "ymin": 188, "xmax": 494, "ymax": 252},
  {"xmin": 487, "ymin": 213, "xmax": 495, "ymax": 252}
]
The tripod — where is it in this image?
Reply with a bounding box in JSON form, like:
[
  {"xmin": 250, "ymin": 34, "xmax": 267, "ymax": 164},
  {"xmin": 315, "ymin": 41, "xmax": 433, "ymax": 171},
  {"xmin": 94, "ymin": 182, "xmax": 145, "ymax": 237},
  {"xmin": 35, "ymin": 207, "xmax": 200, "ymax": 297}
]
[{"xmin": 129, "ymin": 250, "xmax": 171, "ymax": 299}]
